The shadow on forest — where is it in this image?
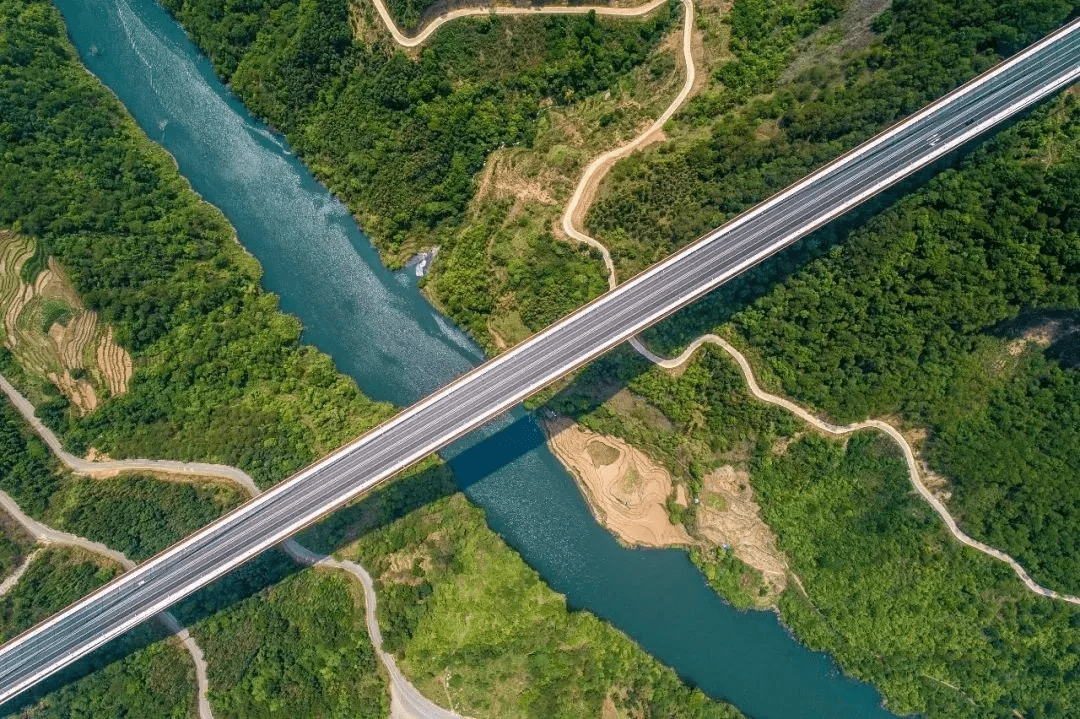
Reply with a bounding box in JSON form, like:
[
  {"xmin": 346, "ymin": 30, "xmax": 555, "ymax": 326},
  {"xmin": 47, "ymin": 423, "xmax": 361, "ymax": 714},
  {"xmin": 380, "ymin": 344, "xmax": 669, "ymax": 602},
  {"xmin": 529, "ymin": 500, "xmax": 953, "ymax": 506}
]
[
  {"xmin": 633, "ymin": 105, "xmax": 1051, "ymax": 356},
  {"xmin": 0, "ymin": 98, "xmax": 1051, "ymax": 716},
  {"xmin": 993, "ymin": 308, "xmax": 1080, "ymax": 368}
]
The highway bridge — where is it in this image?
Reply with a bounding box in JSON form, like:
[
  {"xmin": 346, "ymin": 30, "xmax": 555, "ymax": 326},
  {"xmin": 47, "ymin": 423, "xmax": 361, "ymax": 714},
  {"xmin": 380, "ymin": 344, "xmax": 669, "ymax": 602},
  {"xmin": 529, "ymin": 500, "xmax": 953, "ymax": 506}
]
[{"xmin": 2, "ymin": 17, "xmax": 1079, "ymax": 705}]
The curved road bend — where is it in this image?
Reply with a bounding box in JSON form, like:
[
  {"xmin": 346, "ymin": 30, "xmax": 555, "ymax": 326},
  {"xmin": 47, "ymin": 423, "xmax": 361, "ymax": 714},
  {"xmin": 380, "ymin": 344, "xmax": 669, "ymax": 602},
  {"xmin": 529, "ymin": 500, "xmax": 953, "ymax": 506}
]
[
  {"xmin": 0, "ymin": 374, "xmax": 466, "ymax": 719},
  {"xmin": 370, "ymin": 0, "xmax": 672, "ymax": 48},
  {"xmin": 1, "ymin": 19, "xmax": 1078, "ymax": 705}
]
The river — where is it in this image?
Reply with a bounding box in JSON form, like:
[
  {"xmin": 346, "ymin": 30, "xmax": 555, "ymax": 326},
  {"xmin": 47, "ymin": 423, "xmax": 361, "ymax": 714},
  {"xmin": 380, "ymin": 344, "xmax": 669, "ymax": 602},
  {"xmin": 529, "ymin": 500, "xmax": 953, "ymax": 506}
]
[{"xmin": 52, "ymin": 0, "xmax": 900, "ymax": 716}]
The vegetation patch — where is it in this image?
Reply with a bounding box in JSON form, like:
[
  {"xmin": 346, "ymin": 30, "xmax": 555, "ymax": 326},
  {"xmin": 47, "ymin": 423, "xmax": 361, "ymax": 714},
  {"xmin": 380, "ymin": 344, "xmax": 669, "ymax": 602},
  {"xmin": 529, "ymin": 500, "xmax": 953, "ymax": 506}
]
[
  {"xmin": 549, "ymin": 341, "xmax": 1080, "ymax": 716},
  {"xmin": 190, "ymin": 567, "xmax": 388, "ymax": 719},
  {"xmin": 47, "ymin": 475, "xmax": 245, "ymax": 562},
  {"xmin": 0, "ymin": 546, "xmax": 119, "ymax": 643},
  {"xmin": 759, "ymin": 432, "xmax": 1080, "ymax": 719},
  {"xmin": 1, "ymin": 0, "xmax": 393, "ymax": 486},
  {"xmin": 0, "ymin": 398, "xmax": 242, "ymax": 562},
  {"xmin": 0, "ymin": 509, "xmax": 33, "ymax": 583}
]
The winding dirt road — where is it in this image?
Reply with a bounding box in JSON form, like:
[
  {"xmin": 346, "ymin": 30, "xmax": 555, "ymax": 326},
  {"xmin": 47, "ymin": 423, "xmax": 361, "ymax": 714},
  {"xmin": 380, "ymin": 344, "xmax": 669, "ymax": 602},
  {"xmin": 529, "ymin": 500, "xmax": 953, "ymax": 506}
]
[
  {"xmin": 631, "ymin": 334, "xmax": 1080, "ymax": 606},
  {"xmin": 559, "ymin": 0, "xmax": 695, "ymax": 287},
  {"xmin": 0, "ymin": 7, "xmax": 687, "ymax": 712},
  {"xmin": 0, "ymin": 374, "xmax": 467, "ymax": 719},
  {"xmin": 371, "ymin": 0, "xmax": 672, "ymax": 48},
  {"xmin": 426, "ymin": 0, "xmax": 1080, "ymax": 608}
]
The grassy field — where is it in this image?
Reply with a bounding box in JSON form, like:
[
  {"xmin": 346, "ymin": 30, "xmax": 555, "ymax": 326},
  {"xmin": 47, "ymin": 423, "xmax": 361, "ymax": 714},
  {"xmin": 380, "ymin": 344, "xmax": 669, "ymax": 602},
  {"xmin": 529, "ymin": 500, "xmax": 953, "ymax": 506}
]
[{"xmin": 318, "ymin": 466, "xmax": 742, "ymax": 719}]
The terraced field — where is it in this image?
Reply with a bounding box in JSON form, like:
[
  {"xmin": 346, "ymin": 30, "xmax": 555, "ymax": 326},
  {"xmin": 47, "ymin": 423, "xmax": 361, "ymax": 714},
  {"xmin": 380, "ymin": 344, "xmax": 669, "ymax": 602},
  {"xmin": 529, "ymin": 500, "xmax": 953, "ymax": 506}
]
[{"xmin": 0, "ymin": 230, "xmax": 132, "ymax": 413}]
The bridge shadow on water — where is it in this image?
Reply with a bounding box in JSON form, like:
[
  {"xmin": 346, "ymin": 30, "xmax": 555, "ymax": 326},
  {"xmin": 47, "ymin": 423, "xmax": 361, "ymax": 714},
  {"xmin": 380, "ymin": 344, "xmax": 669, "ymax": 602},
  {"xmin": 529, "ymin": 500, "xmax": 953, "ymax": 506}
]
[{"xmin": 0, "ymin": 109, "xmax": 1049, "ymax": 714}]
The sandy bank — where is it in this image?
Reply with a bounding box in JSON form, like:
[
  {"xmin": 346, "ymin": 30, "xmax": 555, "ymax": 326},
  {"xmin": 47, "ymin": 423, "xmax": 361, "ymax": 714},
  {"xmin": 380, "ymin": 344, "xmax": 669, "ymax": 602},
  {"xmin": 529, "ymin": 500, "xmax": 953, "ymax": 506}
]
[{"xmin": 543, "ymin": 415, "xmax": 692, "ymax": 548}]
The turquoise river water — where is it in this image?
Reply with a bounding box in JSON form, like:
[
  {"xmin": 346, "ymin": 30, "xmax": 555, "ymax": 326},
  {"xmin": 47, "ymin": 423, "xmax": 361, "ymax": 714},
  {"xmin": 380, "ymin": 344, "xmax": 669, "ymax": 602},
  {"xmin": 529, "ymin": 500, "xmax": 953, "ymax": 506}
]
[{"xmin": 53, "ymin": 0, "xmax": 902, "ymax": 716}]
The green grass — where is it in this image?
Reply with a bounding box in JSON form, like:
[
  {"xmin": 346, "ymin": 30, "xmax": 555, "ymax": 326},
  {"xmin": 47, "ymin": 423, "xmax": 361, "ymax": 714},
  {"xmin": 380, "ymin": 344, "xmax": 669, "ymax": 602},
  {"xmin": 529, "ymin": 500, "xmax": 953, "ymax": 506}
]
[
  {"xmin": 339, "ymin": 473, "xmax": 742, "ymax": 719},
  {"xmin": 190, "ymin": 567, "xmax": 388, "ymax": 719},
  {"xmin": 689, "ymin": 545, "xmax": 766, "ymax": 610},
  {"xmin": 0, "ymin": 512, "xmax": 33, "ymax": 580},
  {"xmin": 36, "ymin": 300, "xmax": 73, "ymax": 334}
]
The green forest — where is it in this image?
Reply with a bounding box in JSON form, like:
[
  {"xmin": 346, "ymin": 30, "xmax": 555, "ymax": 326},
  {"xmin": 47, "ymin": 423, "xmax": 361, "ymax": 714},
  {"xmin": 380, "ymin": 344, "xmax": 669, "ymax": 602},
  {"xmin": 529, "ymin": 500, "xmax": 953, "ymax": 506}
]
[
  {"xmin": 613, "ymin": 98, "xmax": 1080, "ymax": 594},
  {"xmin": 190, "ymin": 567, "xmax": 388, "ymax": 719},
  {"xmin": 0, "ymin": 547, "xmax": 118, "ymax": 643},
  {"xmin": 589, "ymin": 0, "xmax": 1076, "ymax": 273},
  {"xmin": 0, "ymin": 398, "xmax": 241, "ymax": 562},
  {"xmin": 1, "ymin": 0, "xmax": 394, "ymax": 487},
  {"xmin": 581, "ymin": 0, "xmax": 1080, "ymax": 594}
]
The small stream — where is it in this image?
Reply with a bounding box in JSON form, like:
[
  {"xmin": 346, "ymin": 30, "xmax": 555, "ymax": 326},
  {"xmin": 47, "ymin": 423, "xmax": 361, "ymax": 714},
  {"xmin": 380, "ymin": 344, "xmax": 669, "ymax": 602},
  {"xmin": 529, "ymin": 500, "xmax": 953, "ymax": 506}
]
[{"xmin": 53, "ymin": 0, "xmax": 899, "ymax": 715}]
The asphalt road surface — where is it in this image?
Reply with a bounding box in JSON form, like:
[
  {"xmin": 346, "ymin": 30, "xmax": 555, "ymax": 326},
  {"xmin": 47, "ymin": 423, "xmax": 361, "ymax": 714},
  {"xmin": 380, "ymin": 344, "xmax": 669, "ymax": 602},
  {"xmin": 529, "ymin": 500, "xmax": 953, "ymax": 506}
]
[{"xmin": 1, "ymin": 17, "xmax": 1078, "ymax": 706}]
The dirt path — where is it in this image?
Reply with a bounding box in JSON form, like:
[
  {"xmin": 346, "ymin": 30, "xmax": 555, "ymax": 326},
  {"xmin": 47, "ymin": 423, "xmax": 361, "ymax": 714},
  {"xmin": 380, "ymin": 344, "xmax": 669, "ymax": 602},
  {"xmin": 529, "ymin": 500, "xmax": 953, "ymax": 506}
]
[
  {"xmin": 560, "ymin": 0, "xmax": 695, "ymax": 287},
  {"xmin": 367, "ymin": 0, "xmax": 696, "ymax": 293},
  {"xmin": 632, "ymin": 334, "xmax": 1080, "ymax": 606},
  {"xmin": 426, "ymin": 0, "xmax": 1080, "ymax": 605},
  {"xmin": 282, "ymin": 541, "xmax": 470, "ymax": 719},
  {"xmin": 0, "ymin": 372, "xmax": 462, "ymax": 719},
  {"xmin": 370, "ymin": 0, "xmax": 672, "ymax": 49},
  {"xmin": 0, "ymin": 549, "xmax": 41, "ymax": 599}
]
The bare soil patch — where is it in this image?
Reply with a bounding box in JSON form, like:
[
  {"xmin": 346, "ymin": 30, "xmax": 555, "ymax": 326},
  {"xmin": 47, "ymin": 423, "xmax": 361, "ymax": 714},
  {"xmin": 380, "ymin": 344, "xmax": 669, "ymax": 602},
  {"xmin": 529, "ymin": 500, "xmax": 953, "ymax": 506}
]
[
  {"xmin": 696, "ymin": 465, "xmax": 789, "ymax": 596},
  {"xmin": 543, "ymin": 416, "xmax": 692, "ymax": 547}
]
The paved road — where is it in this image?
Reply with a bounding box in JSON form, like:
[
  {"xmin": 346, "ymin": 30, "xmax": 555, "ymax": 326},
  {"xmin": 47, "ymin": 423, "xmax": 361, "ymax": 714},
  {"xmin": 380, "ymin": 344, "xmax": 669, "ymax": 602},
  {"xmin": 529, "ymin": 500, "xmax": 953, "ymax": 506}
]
[
  {"xmin": 1, "ymin": 19, "xmax": 1078, "ymax": 706},
  {"xmin": 0, "ymin": 373, "xmax": 465, "ymax": 719},
  {"xmin": 0, "ymin": 490, "xmax": 216, "ymax": 719}
]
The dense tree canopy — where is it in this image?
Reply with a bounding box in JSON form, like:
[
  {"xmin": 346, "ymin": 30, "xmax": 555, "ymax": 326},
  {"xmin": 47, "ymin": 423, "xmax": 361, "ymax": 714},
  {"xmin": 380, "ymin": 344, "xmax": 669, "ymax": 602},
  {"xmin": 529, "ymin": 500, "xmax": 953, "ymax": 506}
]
[{"xmin": 586, "ymin": 0, "xmax": 1080, "ymax": 592}]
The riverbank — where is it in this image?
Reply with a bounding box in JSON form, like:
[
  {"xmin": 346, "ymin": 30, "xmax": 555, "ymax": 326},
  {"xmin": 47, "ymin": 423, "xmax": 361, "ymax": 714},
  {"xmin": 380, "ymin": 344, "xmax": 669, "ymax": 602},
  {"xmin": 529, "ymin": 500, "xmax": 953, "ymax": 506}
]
[{"xmin": 542, "ymin": 415, "xmax": 693, "ymax": 548}]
